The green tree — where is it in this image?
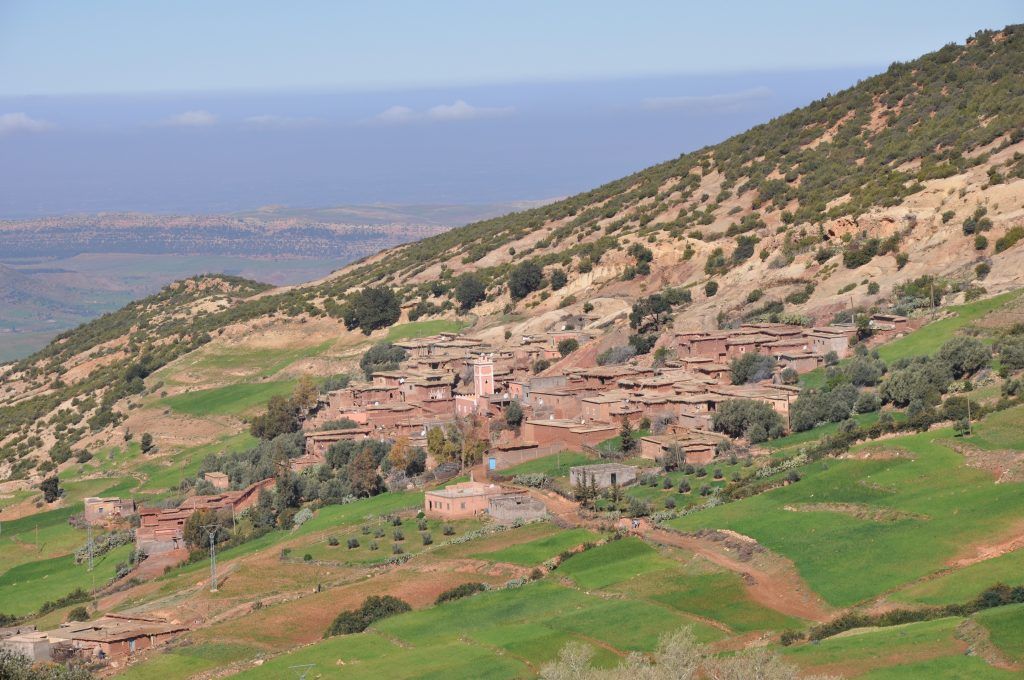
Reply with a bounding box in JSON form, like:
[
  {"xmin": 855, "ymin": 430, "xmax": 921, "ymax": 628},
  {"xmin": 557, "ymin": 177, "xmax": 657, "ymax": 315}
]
[
  {"xmin": 40, "ymin": 475, "xmax": 63, "ymax": 503},
  {"xmin": 712, "ymin": 399, "xmax": 784, "ymax": 442},
  {"xmin": 557, "ymin": 338, "xmax": 579, "ymax": 357},
  {"xmin": 936, "ymin": 336, "xmax": 991, "ymax": 378},
  {"xmin": 549, "ymin": 268, "xmax": 568, "ymax": 291},
  {"xmin": 455, "ymin": 274, "xmax": 487, "ymax": 311},
  {"xmin": 508, "ymin": 261, "xmax": 543, "ymax": 300},
  {"xmin": 342, "ymin": 286, "xmax": 401, "ymax": 334},
  {"xmin": 348, "ymin": 446, "xmax": 383, "ymax": 497},
  {"xmin": 359, "ymin": 343, "xmax": 408, "ymax": 379},
  {"xmin": 504, "ymin": 400, "xmax": 524, "ymax": 428},
  {"xmin": 730, "ymin": 353, "xmax": 776, "ymax": 384},
  {"xmin": 250, "ymin": 395, "xmax": 300, "ymax": 440},
  {"xmin": 619, "ymin": 416, "xmax": 638, "ymax": 455},
  {"xmin": 140, "ymin": 432, "xmax": 154, "ymax": 453},
  {"xmin": 629, "ymin": 294, "xmax": 673, "ymax": 334}
]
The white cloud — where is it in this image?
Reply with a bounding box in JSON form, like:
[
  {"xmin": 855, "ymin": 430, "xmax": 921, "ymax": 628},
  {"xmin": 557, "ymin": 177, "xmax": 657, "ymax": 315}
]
[
  {"xmin": 425, "ymin": 100, "xmax": 513, "ymax": 121},
  {"xmin": 162, "ymin": 110, "xmax": 217, "ymax": 127},
  {"xmin": 371, "ymin": 100, "xmax": 513, "ymax": 125},
  {"xmin": 0, "ymin": 112, "xmax": 53, "ymax": 135},
  {"xmin": 642, "ymin": 87, "xmax": 773, "ymax": 113},
  {"xmin": 373, "ymin": 105, "xmax": 419, "ymax": 125},
  {"xmin": 242, "ymin": 114, "xmax": 318, "ymax": 128}
]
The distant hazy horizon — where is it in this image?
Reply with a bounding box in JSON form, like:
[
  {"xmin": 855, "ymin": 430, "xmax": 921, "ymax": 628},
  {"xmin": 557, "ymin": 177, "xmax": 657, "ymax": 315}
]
[{"xmin": 0, "ymin": 68, "xmax": 881, "ymax": 218}]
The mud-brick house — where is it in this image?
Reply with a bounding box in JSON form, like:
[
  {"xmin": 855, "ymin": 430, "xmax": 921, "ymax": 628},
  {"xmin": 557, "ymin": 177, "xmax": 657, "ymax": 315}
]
[
  {"xmin": 488, "ymin": 492, "xmax": 547, "ymax": 523},
  {"xmin": 304, "ymin": 427, "xmax": 371, "ymax": 456},
  {"xmin": 59, "ymin": 614, "xmax": 188, "ymax": 659},
  {"xmin": 725, "ymin": 333, "xmax": 774, "ymax": 359},
  {"xmin": 639, "ymin": 429, "xmax": 726, "ymax": 465},
  {"xmin": 83, "ymin": 497, "xmax": 136, "ymax": 525},
  {"xmin": 0, "ymin": 631, "xmax": 53, "ymax": 662},
  {"xmin": 580, "ymin": 393, "xmax": 642, "ymax": 425},
  {"xmin": 569, "ymin": 463, "xmax": 638, "ymax": 489},
  {"xmin": 686, "ymin": 332, "xmax": 731, "ymax": 361},
  {"xmin": 805, "ymin": 327, "xmax": 854, "ymax": 359},
  {"xmin": 424, "ymin": 480, "xmax": 505, "ymax": 520},
  {"xmin": 521, "ymin": 419, "xmax": 616, "ymax": 451},
  {"xmin": 530, "ymin": 388, "xmax": 583, "ymax": 420},
  {"xmin": 870, "ymin": 314, "xmax": 909, "ymax": 334},
  {"xmin": 772, "ymin": 351, "xmax": 821, "ymax": 374}
]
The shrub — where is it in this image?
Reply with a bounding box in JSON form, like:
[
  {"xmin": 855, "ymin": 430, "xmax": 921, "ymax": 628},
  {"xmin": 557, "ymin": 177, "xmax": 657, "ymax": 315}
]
[
  {"xmin": 712, "ymin": 399, "xmax": 784, "ymax": 442},
  {"xmin": 936, "ymin": 336, "xmax": 991, "ymax": 378},
  {"xmin": 549, "ymin": 268, "xmax": 568, "ymax": 291},
  {"xmin": 995, "ymin": 226, "xmax": 1024, "ymax": 253},
  {"xmin": 360, "ymin": 343, "xmax": 408, "ymax": 379},
  {"xmin": 328, "ymin": 536, "xmax": 340, "ymax": 546},
  {"xmin": 557, "ymin": 338, "xmax": 579, "ymax": 357},
  {"xmin": 66, "ymin": 606, "xmax": 90, "ymax": 622},
  {"xmin": 780, "ymin": 367, "xmax": 799, "ymax": 384},
  {"xmin": 455, "ymin": 274, "xmax": 487, "ymax": 311},
  {"xmin": 975, "ymin": 234, "xmax": 989, "ymax": 250},
  {"xmin": 704, "ymin": 280, "xmax": 719, "ymax": 297},
  {"xmin": 435, "ymin": 582, "xmax": 487, "ymax": 605},
  {"xmin": 325, "ymin": 595, "xmax": 411, "ymax": 637},
  {"xmin": 730, "ymin": 353, "xmax": 775, "ymax": 384},
  {"xmin": 509, "ymin": 261, "xmax": 543, "ymax": 300},
  {"xmin": 421, "ymin": 532, "xmax": 433, "ymax": 546},
  {"xmin": 346, "ymin": 538, "xmax": 359, "ymax": 549}
]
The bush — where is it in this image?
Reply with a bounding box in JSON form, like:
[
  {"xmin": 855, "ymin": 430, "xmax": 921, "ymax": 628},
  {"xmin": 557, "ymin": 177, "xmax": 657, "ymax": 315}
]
[
  {"xmin": 328, "ymin": 536, "xmax": 340, "ymax": 546},
  {"xmin": 435, "ymin": 582, "xmax": 487, "ymax": 605},
  {"xmin": 712, "ymin": 400, "xmax": 784, "ymax": 442},
  {"xmin": 780, "ymin": 367, "xmax": 799, "ymax": 384},
  {"xmin": 421, "ymin": 531, "xmax": 433, "ymax": 546},
  {"xmin": 359, "ymin": 343, "xmax": 408, "ymax": 379},
  {"xmin": 505, "ymin": 400, "xmax": 524, "ymax": 427},
  {"xmin": 975, "ymin": 234, "xmax": 989, "ymax": 250},
  {"xmin": 730, "ymin": 353, "xmax": 775, "ymax": 384},
  {"xmin": 341, "ymin": 286, "xmax": 401, "ymax": 334},
  {"xmin": 346, "ymin": 537, "xmax": 359, "ymax": 549},
  {"xmin": 936, "ymin": 337, "xmax": 991, "ymax": 378},
  {"xmin": 325, "ymin": 595, "xmax": 411, "ymax": 637},
  {"xmin": 549, "ymin": 268, "xmax": 568, "ymax": 291},
  {"xmin": 455, "ymin": 274, "xmax": 487, "ymax": 311},
  {"xmin": 557, "ymin": 338, "xmax": 579, "ymax": 357},
  {"xmin": 704, "ymin": 280, "xmax": 719, "ymax": 297},
  {"xmin": 509, "ymin": 261, "xmax": 543, "ymax": 300},
  {"xmin": 442, "ymin": 524, "xmax": 455, "ymax": 536},
  {"xmin": 66, "ymin": 605, "xmax": 90, "ymax": 622}
]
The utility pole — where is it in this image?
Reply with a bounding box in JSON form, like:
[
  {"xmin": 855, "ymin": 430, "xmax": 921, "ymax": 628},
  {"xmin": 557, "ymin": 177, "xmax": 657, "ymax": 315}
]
[
  {"xmin": 201, "ymin": 524, "xmax": 220, "ymax": 592},
  {"xmin": 930, "ymin": 279, "xmax": 936, "ymax": 320},
  {"xmin": 967, "ymin": 397, "xmax": 973, "ymax": 436},
  {"xmin": 87, "ymin": 523, "xmax": 94, "ymax": 572}
]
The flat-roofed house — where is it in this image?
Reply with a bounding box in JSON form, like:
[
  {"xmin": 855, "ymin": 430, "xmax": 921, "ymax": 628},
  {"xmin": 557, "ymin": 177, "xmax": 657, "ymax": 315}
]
[
  {"xmin": 521, "ymin": 418, "xmax": 617, "ymax": 451},
  {"xmin": 83, "ymin": 497, "xmax": 136, "ymax": 525},
  {"xmin": 424, "ymin": 481, "xmax": 505, "ymax": 520},
  {"xmin": 569, "ymin": 463, "xmax": 638, "ymax": 489}
]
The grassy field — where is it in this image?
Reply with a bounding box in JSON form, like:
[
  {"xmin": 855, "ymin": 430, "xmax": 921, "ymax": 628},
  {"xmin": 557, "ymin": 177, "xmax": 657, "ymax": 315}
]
[
  {"xmin": 670, "ymin": 428, "xmax": 1024, "ymax": 607},
  {"xmin": 385, "ymin": 319, "xmax": 466, "ymax": 342},
  {"xmin": 0, "ymin": 543, "xmax": 133, "ymax": 617},
  {"xmin": 554, "ymin": 537, "xmax": 675, "ymax": 590},
  {"xmin": 500, "ymin": 451, "xmax": 593, "ymax": 478},
  {"xmin": 296, "ymin": 516, "xmax": 483, "ymax": 564},
  {"xmin": 782, "ymin": 616, "xmax": 1015, "ymax": 679},
  {"xmin": 963, "ymin": 403, "xmax": 1024, "ymax": 451},
  {"xmin": 976, "ymin": 602, "xmax": 1024, "ymax": 663},
  {"xmin": 0, "ymin": 504, "xmax": 87, "ymax": 575},
  {"xmin": 171, "ymin": 341, "xmax": 334, "ymax": 381},
  {"xmin": 161, "ymin": 381, "xmax": 296, "ymax": 416},
  {"xmin": 136, "ymin": 431, "xmax": 257, "ymax": 494},
  {"xmin": 892, "ymin": 548, "xmax": 1024, "ymax": 606},
  {"xmin": 472, "ymin": 527, "xmax": 599, "ymax": 566},
  {"xmin": 116, "ymin": 643, "xmax": 259, "ymax": 680},
  {"xmin": 764, "ymin": 411, "xmax": 892, "ymax": 451},
  {"xmin": 614, "ymin": 568, "xmax": 805, "ymax": 633}
]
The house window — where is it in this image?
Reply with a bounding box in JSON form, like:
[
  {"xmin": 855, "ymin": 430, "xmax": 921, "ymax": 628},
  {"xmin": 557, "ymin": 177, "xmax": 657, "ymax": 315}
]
[{"xmin": 460, "ymin": 502, "xmax": 466, "ymax": 509}]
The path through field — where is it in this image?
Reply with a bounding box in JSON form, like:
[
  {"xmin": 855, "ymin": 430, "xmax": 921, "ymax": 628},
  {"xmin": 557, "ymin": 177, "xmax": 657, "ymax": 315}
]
[{"xmin": 519, "ymin": 486, "xmax": 833, "ymax": 623}]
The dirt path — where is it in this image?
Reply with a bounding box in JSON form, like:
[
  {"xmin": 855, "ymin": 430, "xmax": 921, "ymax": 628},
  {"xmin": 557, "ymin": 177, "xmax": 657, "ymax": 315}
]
[
  {"xmin": 518, "ymin": 485, "xmax": 833, "ymax": 623},
  {"xmin": 641, "ymin": 525, "xmax": 833, "ymax": 623}
]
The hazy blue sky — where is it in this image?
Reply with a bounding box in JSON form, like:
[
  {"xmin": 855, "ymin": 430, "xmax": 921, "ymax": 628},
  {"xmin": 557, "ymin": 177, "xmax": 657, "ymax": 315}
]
[
  {"xmin": 2, "ymin": 1, "xmax": 1020, "ymax": 96},
  {"xmin": 0, "ymin": 2, "xmax": 1019, "ymax": 217}
]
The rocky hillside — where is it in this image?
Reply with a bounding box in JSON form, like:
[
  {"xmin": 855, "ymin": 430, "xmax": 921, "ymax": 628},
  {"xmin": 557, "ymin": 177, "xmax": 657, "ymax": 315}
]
[{"xmin": 3, "ymin": 25, "xmax": 1024, "ymax": 482}]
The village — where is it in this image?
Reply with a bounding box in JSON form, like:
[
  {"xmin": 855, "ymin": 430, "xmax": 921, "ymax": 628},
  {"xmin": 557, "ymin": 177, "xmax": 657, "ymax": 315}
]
[{"xmin": 1, "ymin": 313, "xmax": 909, "ymax": 666}]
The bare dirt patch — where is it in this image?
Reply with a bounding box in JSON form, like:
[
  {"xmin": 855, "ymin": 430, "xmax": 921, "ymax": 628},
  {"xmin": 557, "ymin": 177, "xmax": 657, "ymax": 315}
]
[
  {"xmin": 948, "ymin": 519, "xmax": 1024, "ymax": 570},
  {"xmin": 956, "ymin": 618, "xmax": 1023, "ymax": 671},
  {"xmin": 948, "ymin": 440, "xmax": 1024, "ymax": 483}
]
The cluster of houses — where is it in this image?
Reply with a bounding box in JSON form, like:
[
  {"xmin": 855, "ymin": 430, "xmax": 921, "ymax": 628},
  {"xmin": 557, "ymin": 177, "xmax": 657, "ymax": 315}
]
[
  {"xmin": 0, "ymin": 613, "xmax": 188, "ymax": 664},
  {"xmin": 303, "ymin": 316, "xmax": 907, "ymax": 479}
]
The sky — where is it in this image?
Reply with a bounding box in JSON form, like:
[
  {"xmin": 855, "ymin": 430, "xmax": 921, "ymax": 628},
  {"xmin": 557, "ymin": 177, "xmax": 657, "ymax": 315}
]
[{"xmin": 0, "ymin": 1, "xmax": 1020, "ymax": 217}]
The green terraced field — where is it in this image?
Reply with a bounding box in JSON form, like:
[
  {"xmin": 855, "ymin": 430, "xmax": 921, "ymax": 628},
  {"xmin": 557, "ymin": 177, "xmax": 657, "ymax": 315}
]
[
  {"xmin": 670, "ymin": 429, "xmax": 1024, "ymax": 607},
  {"xmin": 161, "ymin": 381, "xmax": 297, "ymax": 416},
  {"xmin": 472, "ymin": 527, "xmax": 599, "ymax": 566}
]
